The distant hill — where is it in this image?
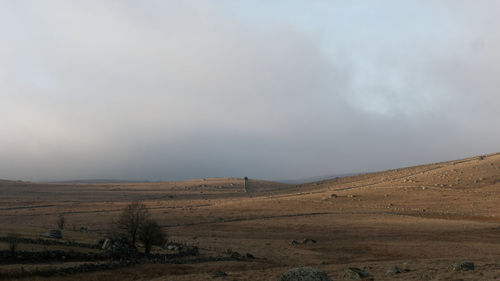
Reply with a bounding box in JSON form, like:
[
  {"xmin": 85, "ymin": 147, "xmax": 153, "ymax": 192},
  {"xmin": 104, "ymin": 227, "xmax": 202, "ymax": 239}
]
[
  {"xmin": 45, "ymin": 179, "xmax": 141, "ymax": 184},
  {"xmin": 280, "ymin": 173, "xmax": 360, "ymax": 184}
]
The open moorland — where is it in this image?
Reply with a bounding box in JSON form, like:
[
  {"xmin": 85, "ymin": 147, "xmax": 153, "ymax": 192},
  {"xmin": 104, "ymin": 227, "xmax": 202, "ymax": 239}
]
[{"xmin": 1, "ymin": 153, "xmax": 500, "ymax": 280}]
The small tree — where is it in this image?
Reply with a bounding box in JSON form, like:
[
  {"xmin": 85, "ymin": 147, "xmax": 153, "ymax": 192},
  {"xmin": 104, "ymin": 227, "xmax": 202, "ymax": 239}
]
[
  {"xmin": 115, "ymin": 202, "xmax": 150, "ymax": 247},
  {"xmin": 56, "ymin": 215, "xmax": 65, "ymax": 230},
  {"xmin": 138, "ymin": 219, "xmax": 166, "ymax": 255}
]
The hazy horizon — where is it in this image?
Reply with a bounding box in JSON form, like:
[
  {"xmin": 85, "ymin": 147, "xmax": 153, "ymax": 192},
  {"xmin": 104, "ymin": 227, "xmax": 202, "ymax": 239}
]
[{"xmin": 2, "ymin": 1, "xmax": 500, "ymax": 182}]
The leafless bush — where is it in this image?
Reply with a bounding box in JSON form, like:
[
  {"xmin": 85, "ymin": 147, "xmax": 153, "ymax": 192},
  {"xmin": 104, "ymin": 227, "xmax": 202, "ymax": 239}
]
[
  {"xmin": 111, "ymin": 202, "xmax": 166, "ymax": 255},
  {"xmin": 138, "ymin": 219, "xmax": 166, "ymax": 255},
  {"xmin": 113, "ymin": 202, "xmax": 150, "ymax": 247},
  {"xmin": 7, "ymin": 233, "xmax": 19, "ymax": 257},
  {"xmin": 56, "ymin": 215, "xmax": 65, "ymax": 230}
]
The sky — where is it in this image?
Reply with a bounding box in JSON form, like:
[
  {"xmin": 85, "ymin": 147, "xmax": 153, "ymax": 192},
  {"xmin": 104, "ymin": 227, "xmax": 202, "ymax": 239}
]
[{"xmin": 1, "ymin": 1, "xmax": 499, "ymax": 182}]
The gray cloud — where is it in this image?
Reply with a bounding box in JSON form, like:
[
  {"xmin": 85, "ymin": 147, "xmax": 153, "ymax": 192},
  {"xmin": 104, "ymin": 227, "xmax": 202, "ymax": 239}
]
[{"xmin": 1, "ymin": 1, "xmax": 499, "ymax": 181}]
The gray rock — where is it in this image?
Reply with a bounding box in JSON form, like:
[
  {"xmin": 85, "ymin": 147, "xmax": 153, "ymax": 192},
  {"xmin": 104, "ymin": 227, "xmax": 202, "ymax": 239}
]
[
  {"xmin": 302, "ymin": 238, "xmax": 317, "ymax": 244},
  {"xmin": 230, "ymin": 251, "xmax": 242, "ymax": 260},
  {"xmin": 41, "ymin": 230, "xmax": 62, "ymax": 239},
  {"xmin": 343, "ymin": 268, "xmax": 372, "ymax": 280},
  {"xmin": 167, "ymin": 245, "xmax": 179, "ymax": 251},
  {"xmin": 101, "ymin": 239, "xmax": 111, "ymax": 250},
  {"xmin": 452, "ymin": 261, "xmax": 475, "ymax": 271},
  {"xmin": 386, "ymin": 266, "xmax": 407, "ymax": 274},
  {"xmin": 278, "ymin": 267, "xmax": 332, "ymax": 281},
  {"xmin": 211, "ymin": 271, "xmax": 227, "ymax": 278},
  {"xmin": 290, "ymin": 240, "xmax": 300, "ymax": 246}
]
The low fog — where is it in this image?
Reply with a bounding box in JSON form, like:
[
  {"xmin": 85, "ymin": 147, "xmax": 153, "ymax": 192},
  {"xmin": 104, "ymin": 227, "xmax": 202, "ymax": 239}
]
[{"xmin": 1, "ymin": 1, "xmax": 499, "ymax": 182}]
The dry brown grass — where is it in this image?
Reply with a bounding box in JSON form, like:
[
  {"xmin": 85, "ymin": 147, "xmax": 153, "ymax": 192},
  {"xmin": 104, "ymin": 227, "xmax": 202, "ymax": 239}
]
[{"xmin": 1, "ymin": 154, "xmax": 500, "ymax": 280}]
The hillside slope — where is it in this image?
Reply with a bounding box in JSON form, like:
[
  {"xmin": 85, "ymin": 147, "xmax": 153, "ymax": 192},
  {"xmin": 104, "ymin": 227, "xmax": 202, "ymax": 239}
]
[{"xmin": 302, "ymin": 152, "xmax": 500, "ymax": 192}]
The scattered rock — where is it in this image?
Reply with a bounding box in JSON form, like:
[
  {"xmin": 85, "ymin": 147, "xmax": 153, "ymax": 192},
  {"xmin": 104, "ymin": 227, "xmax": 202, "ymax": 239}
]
[
  {"xmin": 167, "ymin": 245, "xmax": 179, "ymax": 251},
  {"xmin": 41, "ymin": 230, "xmax": 62, "ymax": 239},
  {"xmin": 302, "ymin": 238, "xmax": 317, "ymax": 244},
  {"xmin": 101, "ymin": 239, "xmax": 111, "ymax": 250},
  {"xmin": 343, "ymin": 267, "xmax": 372, "ymax": 280},
  {"xmin": 290, "ymin": 240, "xmax": 300, "ymax": 246},
  {"xmin": 103, "ymin": 239, "xmax": 139, "ymax": 258},
  {"xmin": 386, "ymin": 266, "xmax": 407, "ymax": 274},
  {"xmin": 330, "ymin": 194, "xmax": 338, "ymax": 198},
  {"xmin": 278, "ymin": 267, "xmax": 332, "ymax": 281},
  {"xmin": 452, "ymin": 261, "xmax": 475, "ymax": 271},
  {"xmin": 211, "ymin": 271, "xmax": 227, "ymax": 278},
  {"xmin": 230, "ymin": 251, "xmax": 242, "ymax": 260}
]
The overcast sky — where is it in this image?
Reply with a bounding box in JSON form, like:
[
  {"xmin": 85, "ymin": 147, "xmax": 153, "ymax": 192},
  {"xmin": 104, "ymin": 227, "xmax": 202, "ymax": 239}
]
[{"xmin": 1, "ymin": 1, "xmax": 499, "ymax": 182}]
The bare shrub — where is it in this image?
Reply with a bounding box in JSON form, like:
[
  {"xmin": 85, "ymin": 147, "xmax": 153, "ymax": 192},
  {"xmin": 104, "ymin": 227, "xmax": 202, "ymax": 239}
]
[
  {"xmin": 110, "ymin": 202, "xmax": 167, "ymax": 255},
  {"xmin": 113, "ymin": 202, "xmax": 150, "ymax": 247},
  {"xmin": 56, "ymin": 215, "xmax": 65, "ymax": 230},
  {"xmin": 138, "ymin": 219, "xmax": 166, "ymax": 255},
  {"xmin": 7, "ymin": 233, "xmax": 19, "ymax": 257}
]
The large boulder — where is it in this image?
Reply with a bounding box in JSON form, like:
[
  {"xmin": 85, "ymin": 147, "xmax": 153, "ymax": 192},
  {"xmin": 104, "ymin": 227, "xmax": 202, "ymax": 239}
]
[{"xmin": 278, "ymin": 267, "xmax": 332, "ymax": 281}]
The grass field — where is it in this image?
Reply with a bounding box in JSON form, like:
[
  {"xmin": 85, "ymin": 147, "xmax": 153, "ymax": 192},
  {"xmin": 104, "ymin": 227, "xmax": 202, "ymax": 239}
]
[{"xmin": 1, "ymin": 154, "xmax": 500, "ymax": 280}]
